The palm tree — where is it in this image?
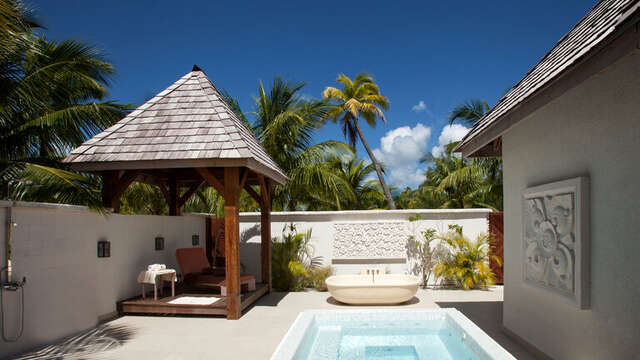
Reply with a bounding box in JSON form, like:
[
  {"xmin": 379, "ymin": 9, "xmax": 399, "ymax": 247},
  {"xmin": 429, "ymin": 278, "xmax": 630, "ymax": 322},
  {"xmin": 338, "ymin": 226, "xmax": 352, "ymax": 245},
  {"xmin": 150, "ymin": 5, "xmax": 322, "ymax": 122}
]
[
  {"xmin": 448, "ymin": 98, "xmax": 490, "ymax": 126},
  {"xmin": 305, "ymin": 151, "xmax": 386, "ymax": 210},
  {"xmin": 417, "ymin": 143, "xmax": 502, "ymax": 211},
  {"xmin": 0, "ymin": 0, "xmax": 37, "ymax": 62},
  {"xmin": 0, "ymin": 2, "xmax": 130, "ymax": 206},
  {"xmin": 322, "ymin": 73, "xmax": 396, "ymax": 208},
  {"xmin": 227, "ymin": 76, "xmax": 351, "ymax": 210},
  {"xmin": 447, "ymin": 98, "xmax": 503, "ymax": 210},
  {"xmin": 395, "ymin": 98, "xmax": 502, "ymax": 210}
]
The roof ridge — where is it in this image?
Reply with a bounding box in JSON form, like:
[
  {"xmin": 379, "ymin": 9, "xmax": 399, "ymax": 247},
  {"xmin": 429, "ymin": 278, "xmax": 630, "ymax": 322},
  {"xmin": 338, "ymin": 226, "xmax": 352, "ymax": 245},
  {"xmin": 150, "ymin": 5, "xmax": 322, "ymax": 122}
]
[
  {"xmin": 193, "ymin": 71, "xmax": 287, "ymax": 174},
  {"xmin": 189, "ymin": 71, "xmax": 240, "ymax": 154}
]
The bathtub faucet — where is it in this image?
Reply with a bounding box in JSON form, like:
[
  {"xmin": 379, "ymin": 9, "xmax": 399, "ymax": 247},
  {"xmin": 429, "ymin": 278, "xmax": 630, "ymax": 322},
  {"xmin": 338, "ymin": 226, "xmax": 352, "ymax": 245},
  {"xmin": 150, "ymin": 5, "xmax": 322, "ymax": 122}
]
[{"xmin": 367, "ymin": 269, "xmax": 375, "ymax": 283}]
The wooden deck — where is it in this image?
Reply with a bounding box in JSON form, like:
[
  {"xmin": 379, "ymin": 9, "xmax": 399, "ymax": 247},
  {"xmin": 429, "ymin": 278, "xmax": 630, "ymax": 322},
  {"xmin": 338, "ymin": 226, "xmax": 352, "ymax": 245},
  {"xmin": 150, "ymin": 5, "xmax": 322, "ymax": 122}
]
[{"xmin": 118, "ymin": 283, "xmax": 269, "ymax": 316}]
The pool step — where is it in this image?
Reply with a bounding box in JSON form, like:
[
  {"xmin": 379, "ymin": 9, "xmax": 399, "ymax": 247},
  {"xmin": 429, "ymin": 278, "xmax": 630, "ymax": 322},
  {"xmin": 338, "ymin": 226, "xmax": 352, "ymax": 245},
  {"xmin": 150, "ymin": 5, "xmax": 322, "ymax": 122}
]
[{"xmin": 308, "ymin": 325, "xmax": 341, "ymax": 360}]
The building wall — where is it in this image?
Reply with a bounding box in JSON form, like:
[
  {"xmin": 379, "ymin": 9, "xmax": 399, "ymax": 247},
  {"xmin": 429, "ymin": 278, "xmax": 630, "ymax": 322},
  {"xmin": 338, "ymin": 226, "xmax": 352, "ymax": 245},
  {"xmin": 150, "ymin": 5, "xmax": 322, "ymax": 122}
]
[
  {"xmin": 0, "ymin": 203, "xmax": 491, "ymax": 357},
  {"xmin": 502, "ymin": 52, "xmax": 640, "ymax": 359},
  {"xmin": 0, "ymin": 202, "xmax": 205, "ymax": 357},
  {"xmin": 239, "ymin": 209, "xmax": 491, "ymax": 282}
]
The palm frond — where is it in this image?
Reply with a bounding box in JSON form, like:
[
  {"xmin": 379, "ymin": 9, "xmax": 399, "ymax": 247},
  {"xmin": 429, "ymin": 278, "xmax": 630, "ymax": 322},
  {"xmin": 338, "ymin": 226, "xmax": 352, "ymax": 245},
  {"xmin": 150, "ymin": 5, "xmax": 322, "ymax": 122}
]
[{"xmin": 448, "ymin": 99, "xmax": 489, "ymax": 126}]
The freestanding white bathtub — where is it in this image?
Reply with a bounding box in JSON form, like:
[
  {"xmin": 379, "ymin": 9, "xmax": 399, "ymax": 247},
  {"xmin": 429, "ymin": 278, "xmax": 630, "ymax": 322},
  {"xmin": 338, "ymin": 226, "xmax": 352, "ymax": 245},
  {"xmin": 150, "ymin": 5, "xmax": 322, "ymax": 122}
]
[{"xmin": 325, "ymin": 274, "xmax": 420, "ymax": 305}]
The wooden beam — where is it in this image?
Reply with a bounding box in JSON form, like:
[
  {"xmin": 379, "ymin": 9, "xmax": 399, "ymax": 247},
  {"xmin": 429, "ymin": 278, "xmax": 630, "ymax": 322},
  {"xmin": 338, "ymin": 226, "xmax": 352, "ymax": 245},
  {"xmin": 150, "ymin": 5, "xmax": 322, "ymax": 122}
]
[
  {"xmin": 259, "ymin": 176, "xmax": 272, "ymax": 291},
  {"xmin": 205, "ymin": 217, "xmax": 214, "ymax": 265},
  {"xmin": 195, "ymin": 167, "xmax": 225, "ymax": 195},
  {"xmin": 223, "ymin": 167, "xmax": 241, "ymax": 319},
  {"xmin": 112, "ymin": 170, "xmax": 141, "ymax": 201},
  {"xmin": 101, "ymin": 170, "xmax": 120, "ymax": 211},
  {"xmin": 258, "ymin": 174, "xmax": 270, "ymax": 207},
  {"xmin": 243, "ymin": 184, "xmax": 261, "ymax": 204},
  {"xmin": 156, "ymin": 178, "xmax": 171, "ymax": 204},
  {"xmin": 177, "ymin": 180, "xmax": 204, "ymax": 208},
  {"xmin": 168, "ymin": 174, "xmax": 179, "ymax": 216},
  {"xmin": 238, "ymin": 168, "xmax": 249, "ymax": 198}
]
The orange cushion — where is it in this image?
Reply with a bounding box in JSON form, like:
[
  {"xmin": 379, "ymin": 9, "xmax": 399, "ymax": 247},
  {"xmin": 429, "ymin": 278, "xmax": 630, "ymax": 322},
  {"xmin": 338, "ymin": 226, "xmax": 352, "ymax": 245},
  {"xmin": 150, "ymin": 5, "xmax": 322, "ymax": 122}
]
[{"xmin": 176, "ymin": 248, "xmax": 211, "ymax": 277}]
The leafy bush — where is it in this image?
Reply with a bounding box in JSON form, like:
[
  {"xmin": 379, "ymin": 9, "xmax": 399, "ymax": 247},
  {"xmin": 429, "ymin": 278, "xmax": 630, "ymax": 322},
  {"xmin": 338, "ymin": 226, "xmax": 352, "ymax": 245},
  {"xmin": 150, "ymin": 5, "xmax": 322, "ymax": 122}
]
[
  {"xmin": 407, "ymin": 228, "xmax": 438, "ymax": 288},
  {"xmin": 307, "ymin": 266, "xmax": 333, "ymax": 291},
  {"xmin": 434, "ymin": 225, "xmax": 500, "ymax": 290},
  {"xmin": 271, "ymin": 224, "xmax": 322, "ymax": 291}
]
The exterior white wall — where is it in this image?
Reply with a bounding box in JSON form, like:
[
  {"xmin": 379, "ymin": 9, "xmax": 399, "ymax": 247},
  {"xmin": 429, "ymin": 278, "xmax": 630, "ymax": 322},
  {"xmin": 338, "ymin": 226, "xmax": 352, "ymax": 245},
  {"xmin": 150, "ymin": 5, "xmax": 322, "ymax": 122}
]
[
  {"xmin": 502, "ymin": 53, "xmax": 640, "ymax": 359},
  {"xmin": 0, "ymin": 203, "xmax": 491, "ymax": 358},
  {"xmin": 0, "ymin": 201, "xmax": 205, "ymax": 358},
  {"xmin": 239, "ymin": 209, "xmax": 491, "ymax": 282}
]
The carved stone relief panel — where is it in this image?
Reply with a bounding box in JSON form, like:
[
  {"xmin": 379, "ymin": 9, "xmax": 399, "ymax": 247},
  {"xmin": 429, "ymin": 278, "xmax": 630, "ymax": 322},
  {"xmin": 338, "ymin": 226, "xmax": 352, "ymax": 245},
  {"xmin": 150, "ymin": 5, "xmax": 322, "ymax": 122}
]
[
  {"xmin": 333, "ymin": 222, "xmax": 408, "ymax": 259},
  {"xmin": 522, "ymin": 177, "xmax": 589, "ymax": 308}
]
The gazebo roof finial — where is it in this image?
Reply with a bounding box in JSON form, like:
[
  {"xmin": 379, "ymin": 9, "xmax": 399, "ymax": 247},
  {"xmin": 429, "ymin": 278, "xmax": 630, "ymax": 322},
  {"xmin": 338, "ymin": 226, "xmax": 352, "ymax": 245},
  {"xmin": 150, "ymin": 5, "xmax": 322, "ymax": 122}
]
[{"xmin": 192, "ymin": 64, "xmax": 203, "ymax": 72}]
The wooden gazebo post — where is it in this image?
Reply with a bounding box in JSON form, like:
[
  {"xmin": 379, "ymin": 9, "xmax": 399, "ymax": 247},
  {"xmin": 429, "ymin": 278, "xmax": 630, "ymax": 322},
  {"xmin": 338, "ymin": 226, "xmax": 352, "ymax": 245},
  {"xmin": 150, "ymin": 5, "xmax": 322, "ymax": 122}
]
[
  {"xmin": 223, "ymin": 167, "xmax": 242, "ymax": 319},
  {"xmin": 63, "ymin": 65, "xmax": 288, "ymax": 320},
  {"xmin": 259, "ymin": 176, "xmax": 272, "ymax": 291}
]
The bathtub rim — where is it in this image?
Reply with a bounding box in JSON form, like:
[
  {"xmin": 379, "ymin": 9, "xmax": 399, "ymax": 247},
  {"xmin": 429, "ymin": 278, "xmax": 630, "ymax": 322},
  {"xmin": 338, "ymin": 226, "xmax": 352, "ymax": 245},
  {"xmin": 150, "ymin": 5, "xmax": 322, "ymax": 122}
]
[{"xmin": 325, "ymin": 274, "xmax": 420, "ymax": 288}]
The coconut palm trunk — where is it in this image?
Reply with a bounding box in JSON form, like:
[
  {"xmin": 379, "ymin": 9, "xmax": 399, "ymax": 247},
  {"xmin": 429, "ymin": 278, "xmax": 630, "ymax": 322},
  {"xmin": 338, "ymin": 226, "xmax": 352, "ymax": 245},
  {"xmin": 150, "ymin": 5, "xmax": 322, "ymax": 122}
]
[
  {"xmin": 323, "ymin": 73, "xmax": 396, "ymax": 209},
  {"xmin": 352, "ymin": 117, "xmax": 396, "ymax": 209}
]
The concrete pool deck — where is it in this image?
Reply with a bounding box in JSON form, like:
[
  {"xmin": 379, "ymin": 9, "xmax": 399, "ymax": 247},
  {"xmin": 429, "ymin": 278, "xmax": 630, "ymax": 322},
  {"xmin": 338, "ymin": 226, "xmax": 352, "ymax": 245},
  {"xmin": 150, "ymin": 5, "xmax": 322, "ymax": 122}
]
[{"xmin": 14, "ymin": 286, "xmax": 538, "ymax": 359}]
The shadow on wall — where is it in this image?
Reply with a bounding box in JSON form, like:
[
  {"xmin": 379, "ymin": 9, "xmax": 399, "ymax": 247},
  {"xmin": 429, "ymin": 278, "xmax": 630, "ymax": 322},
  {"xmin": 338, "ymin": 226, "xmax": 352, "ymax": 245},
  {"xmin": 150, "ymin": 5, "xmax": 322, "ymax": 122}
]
[
  {"xmin": 240, "ymin": 224, "xmax": 261, "ymax": 279},
  {"xmin": 12, "ymin": 323, "xmax": 136, "ymax": 360}
]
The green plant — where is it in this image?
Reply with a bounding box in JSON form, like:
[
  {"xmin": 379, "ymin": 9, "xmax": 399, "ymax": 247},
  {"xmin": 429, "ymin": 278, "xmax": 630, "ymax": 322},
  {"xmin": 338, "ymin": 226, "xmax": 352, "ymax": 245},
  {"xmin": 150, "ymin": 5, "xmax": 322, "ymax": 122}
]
[
  {"xmin": 302, "ymin": 151, "xmax": 386, "ymax": 211},
  {"xmin": 0, "ymin": 1, "xmax": 130, "ymax": 206},
  {"xmin": 237, "ymin": 77, "xmax": 353, "ymax": 211},
  {"xmin": 434, "ymin": 225, "xmax": 501, "ymax": 290},
  {"xmin": 407, "ymin": 228, "xmax": 438, "ymax": 288},
  {"xmin": 307, "ymin": 266, "xmax": 333, "ymax": 291},
  {"xmin": 271, "ymin": 224, "xmax": 322, "ymax": 291},
  {"xmin": 323, "ymin": 73, "xmax": 395, "ymax": 209}
]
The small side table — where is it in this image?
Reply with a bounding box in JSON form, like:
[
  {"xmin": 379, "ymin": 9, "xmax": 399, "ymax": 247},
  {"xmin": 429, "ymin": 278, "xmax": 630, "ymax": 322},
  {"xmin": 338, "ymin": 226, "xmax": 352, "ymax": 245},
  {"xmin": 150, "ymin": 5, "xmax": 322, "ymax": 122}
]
[{"xmin": 137, "ymin": 269, "xmax": 176, "ymax": 300}]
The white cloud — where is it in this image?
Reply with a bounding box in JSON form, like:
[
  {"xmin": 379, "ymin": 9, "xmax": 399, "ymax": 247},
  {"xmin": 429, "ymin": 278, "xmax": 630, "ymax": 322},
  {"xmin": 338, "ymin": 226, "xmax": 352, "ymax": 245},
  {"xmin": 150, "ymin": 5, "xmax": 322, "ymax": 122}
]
[
  {"xmin": 411, "ymin": 100, "xmax": 427, "ymax": 112},
  {"xmin": 431, "ymin": 124, "xmax": 470, "ymax": 157},
  {"xmin": 372, "ymin": 123, "xmax": 431, "ymax": 188}
]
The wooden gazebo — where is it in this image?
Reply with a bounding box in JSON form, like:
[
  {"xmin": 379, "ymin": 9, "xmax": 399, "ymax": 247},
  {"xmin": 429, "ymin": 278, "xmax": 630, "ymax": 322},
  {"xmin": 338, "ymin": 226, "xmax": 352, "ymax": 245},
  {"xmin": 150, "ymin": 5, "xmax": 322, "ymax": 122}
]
[{"xmin": 63, "ymin": 65, "xmax": 288, "ymax": 319}]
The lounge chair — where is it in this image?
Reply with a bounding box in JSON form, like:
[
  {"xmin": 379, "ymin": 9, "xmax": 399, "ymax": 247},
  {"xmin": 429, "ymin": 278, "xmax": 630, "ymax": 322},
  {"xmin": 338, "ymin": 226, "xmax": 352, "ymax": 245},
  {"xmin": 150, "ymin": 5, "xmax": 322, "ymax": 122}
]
[{"xmin": 175, "ymin": 248, "xmax": 255, "ymax": 296}]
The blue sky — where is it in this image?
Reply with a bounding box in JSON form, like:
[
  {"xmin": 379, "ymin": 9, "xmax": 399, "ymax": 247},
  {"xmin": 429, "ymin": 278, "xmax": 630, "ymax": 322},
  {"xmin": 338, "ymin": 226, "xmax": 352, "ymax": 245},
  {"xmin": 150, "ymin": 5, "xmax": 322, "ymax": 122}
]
[{"xmin": 32, "ymin": 0, "xmax": 595, "ymax": 189}]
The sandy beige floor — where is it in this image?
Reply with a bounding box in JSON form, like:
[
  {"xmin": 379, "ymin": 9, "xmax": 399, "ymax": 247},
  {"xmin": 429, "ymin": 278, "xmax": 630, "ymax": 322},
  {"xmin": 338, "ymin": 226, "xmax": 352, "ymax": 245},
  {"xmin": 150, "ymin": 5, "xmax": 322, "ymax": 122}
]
[{"xmin": 15, "ymin": 286, "xmax": 537, "ymax": 359}]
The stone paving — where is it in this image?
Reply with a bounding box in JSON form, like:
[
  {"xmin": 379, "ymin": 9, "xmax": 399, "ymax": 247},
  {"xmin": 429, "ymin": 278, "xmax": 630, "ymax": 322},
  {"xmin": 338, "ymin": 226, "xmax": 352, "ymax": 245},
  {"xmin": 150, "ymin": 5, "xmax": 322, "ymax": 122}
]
[{"xmin": 15, "ymin": 286, "xmax": 537, "ymax": 360}]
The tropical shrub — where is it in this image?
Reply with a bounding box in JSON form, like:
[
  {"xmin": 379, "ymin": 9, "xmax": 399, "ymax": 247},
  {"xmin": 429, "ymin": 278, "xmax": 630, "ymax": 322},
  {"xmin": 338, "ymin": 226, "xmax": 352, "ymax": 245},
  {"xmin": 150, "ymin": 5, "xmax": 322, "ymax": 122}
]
[
  {"xmin": 434, "ymin": 225, "xmax": 500, "ymax": 290},
  {"xmin": 271, "ymin": 224, "xmax": 322, "ymax": 291},
  {"xmin": 407, "ymin": 227, "xmax": 438, "ymax": 288},
  {"xmin": 306, "ymin": 266, "xmax": 333, "ymax": 291}
]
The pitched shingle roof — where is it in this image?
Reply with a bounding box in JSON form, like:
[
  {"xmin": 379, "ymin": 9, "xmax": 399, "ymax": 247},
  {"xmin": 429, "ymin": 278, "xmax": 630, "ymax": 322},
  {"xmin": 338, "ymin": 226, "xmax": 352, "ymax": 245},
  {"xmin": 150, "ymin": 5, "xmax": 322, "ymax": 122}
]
[
  {"xmin": 63, "ymin": 66, "xmax": 288, "ymax": 184},
  {"xmin": 456, "ymin": 0, "xmax": 640, "ymax": 156}
]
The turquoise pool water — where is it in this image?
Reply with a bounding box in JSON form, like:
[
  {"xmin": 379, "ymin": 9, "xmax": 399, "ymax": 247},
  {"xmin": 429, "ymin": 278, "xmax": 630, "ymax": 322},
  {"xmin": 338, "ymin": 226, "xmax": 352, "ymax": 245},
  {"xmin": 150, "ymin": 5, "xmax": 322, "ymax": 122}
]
[
  {"xmin": 295, "ymin": 319, "xmax": 480, "ymax": 360},
  {"xmin": 271, "ymin": 310, "xmax": 515, "ymax": 360}
]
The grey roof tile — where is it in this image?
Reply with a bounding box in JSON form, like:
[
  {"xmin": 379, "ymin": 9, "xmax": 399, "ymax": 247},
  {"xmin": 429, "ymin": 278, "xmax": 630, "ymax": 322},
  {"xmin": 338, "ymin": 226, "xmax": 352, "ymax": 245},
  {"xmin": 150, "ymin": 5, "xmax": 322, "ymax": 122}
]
[{"xmin": 63, "ymin": 66, "xmax": 287, "ymax": 183}]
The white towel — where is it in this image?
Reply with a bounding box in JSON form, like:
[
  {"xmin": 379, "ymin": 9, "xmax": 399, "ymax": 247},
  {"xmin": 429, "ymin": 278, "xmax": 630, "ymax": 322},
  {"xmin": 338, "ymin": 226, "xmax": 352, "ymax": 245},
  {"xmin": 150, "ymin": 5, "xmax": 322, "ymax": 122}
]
[
  {"xmin": 168, "ymin": 297, "xmax": 220, "ymax": 305},
  {"xmin": 147, "ymin": 264, "xmax": 166, "ymax": 271}
]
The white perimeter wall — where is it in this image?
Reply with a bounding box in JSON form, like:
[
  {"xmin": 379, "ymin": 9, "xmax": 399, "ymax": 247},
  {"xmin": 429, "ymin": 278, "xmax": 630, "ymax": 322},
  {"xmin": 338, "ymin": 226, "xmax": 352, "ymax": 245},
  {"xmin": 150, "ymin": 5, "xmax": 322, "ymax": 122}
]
[
  {"xmin": 502, "ymin": 52, "xmax": 640, "ymax": 358},
  {"xmin": 0, "ymin": 201, "xmax": 205, "ymax": 357},
  {"xmin": 239, "ymin": 209, "xmax": 491, "ymax": 282},
  {"xmin": 0, "ymin": 203, "xmax": 491, "ymax": 357}
]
